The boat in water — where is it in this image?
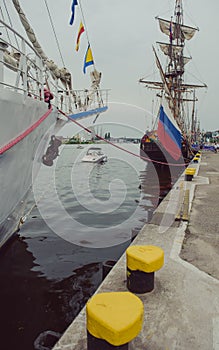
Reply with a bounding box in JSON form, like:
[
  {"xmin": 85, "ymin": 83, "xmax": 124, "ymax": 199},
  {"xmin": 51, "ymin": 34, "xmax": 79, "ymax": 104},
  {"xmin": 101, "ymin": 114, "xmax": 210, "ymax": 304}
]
[
  {"xmin": 139, "ymin": 0, "xmax": 207, "ymax": 168},
  {"xmin": 0, "ymin": 0, "xmax": 108, "ymax": 248},
  {"xmin": 81, "ymin": 147, "xmax": 107, "ymax": 163}
]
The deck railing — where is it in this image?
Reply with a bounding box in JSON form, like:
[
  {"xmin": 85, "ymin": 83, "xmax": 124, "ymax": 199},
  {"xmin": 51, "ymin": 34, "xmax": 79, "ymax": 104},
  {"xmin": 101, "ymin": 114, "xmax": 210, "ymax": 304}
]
[{"xmin": 0, "ymin": 19, "xmax": 108, "ymax": 115}]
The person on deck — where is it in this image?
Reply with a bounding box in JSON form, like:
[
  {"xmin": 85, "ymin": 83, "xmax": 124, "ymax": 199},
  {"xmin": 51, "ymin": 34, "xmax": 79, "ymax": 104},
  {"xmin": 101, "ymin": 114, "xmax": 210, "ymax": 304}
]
[{"xmin": 44, "ymin": 88, "xmax": 54, "ymax": 109}]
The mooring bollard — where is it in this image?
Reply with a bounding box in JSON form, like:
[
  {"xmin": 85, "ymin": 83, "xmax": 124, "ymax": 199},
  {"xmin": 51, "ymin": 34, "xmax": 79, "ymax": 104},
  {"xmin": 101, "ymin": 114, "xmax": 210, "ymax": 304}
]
[
  {"xmin": 193, "ymin": 156, "xmax": 199, "ymax": 163},
  {"xmin": 185, "ymin": 167, "xmax": 196, "ymax": 181},
  {"xmin": 86, "ymin": 291, "xmax": 144, "ymax": 350},
  {"xmin": 126, "ymin": 245, "xmax": 164, "ymax": 293}
]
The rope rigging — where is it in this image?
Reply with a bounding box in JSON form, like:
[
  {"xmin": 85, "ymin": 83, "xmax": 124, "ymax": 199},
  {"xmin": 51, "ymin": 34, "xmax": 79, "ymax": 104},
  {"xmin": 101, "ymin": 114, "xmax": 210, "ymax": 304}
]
[
  {"xmin": 77, "ymin": 0, "xmax": 90, "ymax": 44},
  {"xmin": 1, "ymin": 0, "xmax": 20, "ymax": 48},
  {"xmin": 43, "ymin": 0, "xmax": 66, "ymax": 68},
  {"xmin": 78, "ymin": 0, "xmax": 96, "ymax": 69},
  {"xmin": 77, "ymin": 0, "xmax": 97, "ymax": 71}
]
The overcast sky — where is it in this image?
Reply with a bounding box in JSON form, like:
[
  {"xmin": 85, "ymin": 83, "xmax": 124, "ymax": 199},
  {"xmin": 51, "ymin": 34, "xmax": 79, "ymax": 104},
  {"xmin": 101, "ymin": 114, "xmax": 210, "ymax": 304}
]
[{"xmin": 3, "ymin": 0, "xmax": 219, "ymax": 132}]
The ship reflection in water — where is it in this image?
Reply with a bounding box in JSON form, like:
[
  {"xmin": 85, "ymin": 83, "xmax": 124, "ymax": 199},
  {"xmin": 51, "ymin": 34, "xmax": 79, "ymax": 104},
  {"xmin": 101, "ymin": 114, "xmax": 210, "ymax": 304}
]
[
  {"xmin": 139, "ymin": 161, "xmax": 182, "ymax": 222},
  {"xmin": 0, "ymin": 144, "xmax": 181, "ymax": 350}
]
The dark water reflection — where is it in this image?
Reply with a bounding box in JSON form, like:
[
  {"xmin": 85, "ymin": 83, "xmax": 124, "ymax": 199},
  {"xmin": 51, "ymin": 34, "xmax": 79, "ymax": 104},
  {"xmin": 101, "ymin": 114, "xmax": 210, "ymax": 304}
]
[
  {"xmin": 0, "ymin": 144, "xmax": 180, "ymax": 350},
  {"xmin": 0, "ymin": 230, "xmax": 131, "ymax": 350}
]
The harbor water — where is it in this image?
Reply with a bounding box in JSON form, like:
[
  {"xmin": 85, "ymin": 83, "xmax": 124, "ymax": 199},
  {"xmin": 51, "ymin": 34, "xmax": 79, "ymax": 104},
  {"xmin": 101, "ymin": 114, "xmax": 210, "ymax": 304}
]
[{"xmin": 0, "ymin": 143, "xmax": 177, "ymax": 350}]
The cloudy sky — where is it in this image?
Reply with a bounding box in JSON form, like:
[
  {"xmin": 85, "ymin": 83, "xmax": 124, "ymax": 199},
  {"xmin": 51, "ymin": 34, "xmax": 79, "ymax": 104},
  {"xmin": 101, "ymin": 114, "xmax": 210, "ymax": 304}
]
[{"xmin": 3, "ymin": 0, "xmax": 219, "ymax": 132}]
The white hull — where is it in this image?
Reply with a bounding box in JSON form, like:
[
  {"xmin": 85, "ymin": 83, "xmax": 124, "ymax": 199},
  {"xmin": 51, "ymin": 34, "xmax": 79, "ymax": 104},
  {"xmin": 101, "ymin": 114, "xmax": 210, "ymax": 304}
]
[
  {"xmin": 0, "ymin": 90, "xmax": 59, "ymax": 248},
  {"xmin": 82, "ymin": 155, "xmax": 107, "ymax": 163},
  {"xmin": 0, "ymin": 6, "xmax": 108, "ymax": 249},
  {"xmin": 81, "ymin": 147, "xmax": 107, "ymax": 163}
]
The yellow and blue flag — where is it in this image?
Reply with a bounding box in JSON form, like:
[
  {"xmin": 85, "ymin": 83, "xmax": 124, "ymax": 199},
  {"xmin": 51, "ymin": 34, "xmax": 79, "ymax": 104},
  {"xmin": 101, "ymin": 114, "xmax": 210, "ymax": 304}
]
[
  {"xmin": 83, "ymin": 44, "xmax": 94, "ymax": 73},
  {"xmin": 69, "ymin": 0, "xmax": 78, "ymax": 26}
]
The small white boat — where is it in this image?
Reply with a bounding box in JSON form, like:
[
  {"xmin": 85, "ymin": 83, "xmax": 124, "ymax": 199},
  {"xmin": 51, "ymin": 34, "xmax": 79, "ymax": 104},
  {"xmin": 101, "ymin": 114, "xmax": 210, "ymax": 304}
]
[{"xmin": 82, "ymin": 147, "xmax": 107, "ymax": 163}]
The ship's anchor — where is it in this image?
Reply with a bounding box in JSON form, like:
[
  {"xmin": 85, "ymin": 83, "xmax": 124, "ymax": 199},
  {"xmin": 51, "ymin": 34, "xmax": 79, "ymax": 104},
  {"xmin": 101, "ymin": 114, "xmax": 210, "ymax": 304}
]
[{"xmin": 42, "ymin": 135, "xmax": 62, "ymax": 166}]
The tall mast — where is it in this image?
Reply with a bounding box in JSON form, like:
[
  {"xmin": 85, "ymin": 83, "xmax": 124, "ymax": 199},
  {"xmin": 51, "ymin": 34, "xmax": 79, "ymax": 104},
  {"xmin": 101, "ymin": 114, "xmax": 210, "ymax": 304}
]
[
  {"xmin": 139, "ymin": 0, "xmax": 207, "ymax": 134},
  {"xmin": 173, "ymin": 0, "xmax": 184, "ymax": 124},
  {"xmin": 191, "ymin": 90, "xmax": 196, "ymax": 137}
]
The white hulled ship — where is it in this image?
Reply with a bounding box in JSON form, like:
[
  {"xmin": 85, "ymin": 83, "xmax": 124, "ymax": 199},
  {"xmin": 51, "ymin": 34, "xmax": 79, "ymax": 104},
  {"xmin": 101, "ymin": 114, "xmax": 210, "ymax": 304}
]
[{"xmin": 0, "ymin": 0, "xmax": 108, "ymax": 248}]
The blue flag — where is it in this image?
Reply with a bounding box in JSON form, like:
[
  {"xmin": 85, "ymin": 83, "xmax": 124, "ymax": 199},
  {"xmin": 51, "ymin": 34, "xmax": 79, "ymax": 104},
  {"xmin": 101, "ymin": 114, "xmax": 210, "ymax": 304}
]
[{"xmin": 69, "ymin": 0, "xmax": 78, "ymax": 26}]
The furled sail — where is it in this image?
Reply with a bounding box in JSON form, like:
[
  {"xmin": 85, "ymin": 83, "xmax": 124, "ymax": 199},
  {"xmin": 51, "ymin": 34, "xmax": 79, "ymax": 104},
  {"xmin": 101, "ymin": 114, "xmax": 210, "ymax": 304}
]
[
  {"xmin": 87, "ymin": 69, "xmax": 102, "ymax": 104},
  {"xmin": 158, "ymin": 42, "xmax": 183, "ymax": 56},
  {"xmin": 158, "ymin": 42, "xmax": 191, "ymax": 65},
  {"xmin": 3, "ymin": 50, "xmax": 20, "ymax": 71},
  {"xmin": 157, "ymin": 17, "xmax": 198, "ymax": 41}
]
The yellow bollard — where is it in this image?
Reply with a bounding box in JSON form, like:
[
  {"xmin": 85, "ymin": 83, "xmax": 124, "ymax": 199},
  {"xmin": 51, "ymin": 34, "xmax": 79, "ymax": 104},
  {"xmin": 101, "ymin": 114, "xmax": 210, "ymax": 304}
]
[
  {"xmin": 193, "ymin": 156, "xmax": 199, "ymax": 163},
  {"xmin": 126, "ymin": 245, "xmax": 164, "ymax": 293},
  {"xmin": 184, "ymin": 167, "xmax": 196, "ymax": 181},
  {"xmin": 86, "ymin": 291, "xmax": 144, "ymax": 350}
]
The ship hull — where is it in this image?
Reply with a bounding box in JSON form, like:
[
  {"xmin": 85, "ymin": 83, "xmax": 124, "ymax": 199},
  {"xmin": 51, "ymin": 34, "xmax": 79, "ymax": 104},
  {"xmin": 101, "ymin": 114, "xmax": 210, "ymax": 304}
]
[
  {"xmin": 0, "ymin": 90, "xmax": 60, "ymax": 248},
  {"xmin": 140, "ymin": 138, "xmax": 187, "ymax": 204},
  {"xmin": 140, "ymin": 134, "xmax": 191, "ymax": 168},
  {"xmin": 140, "ymin": 140, "xmax": 168, "ymax": 164}
]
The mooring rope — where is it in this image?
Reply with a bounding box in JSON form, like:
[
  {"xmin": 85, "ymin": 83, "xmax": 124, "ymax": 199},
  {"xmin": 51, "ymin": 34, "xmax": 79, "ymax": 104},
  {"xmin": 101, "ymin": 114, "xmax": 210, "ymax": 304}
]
[{"xmin": 58, "ymin": 109, "xmax": 188, "ymax": 167}]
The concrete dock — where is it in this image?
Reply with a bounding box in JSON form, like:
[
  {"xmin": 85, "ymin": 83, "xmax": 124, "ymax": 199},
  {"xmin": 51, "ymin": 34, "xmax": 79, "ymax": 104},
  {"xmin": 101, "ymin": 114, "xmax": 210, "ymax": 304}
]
[{"xmin": 53, "ymin": 151, "xmax": 219, "ymax": 350}]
